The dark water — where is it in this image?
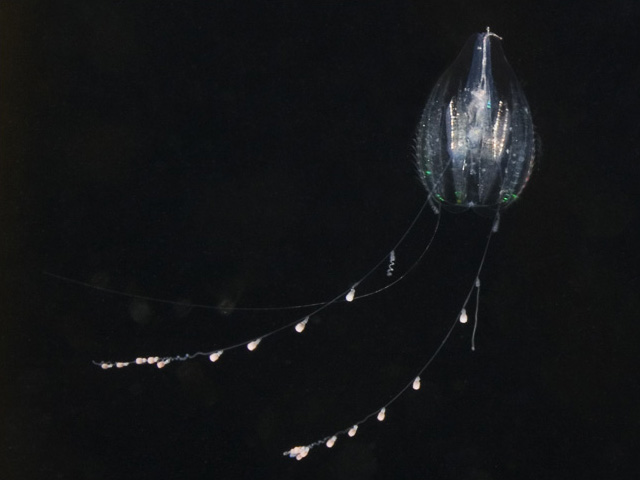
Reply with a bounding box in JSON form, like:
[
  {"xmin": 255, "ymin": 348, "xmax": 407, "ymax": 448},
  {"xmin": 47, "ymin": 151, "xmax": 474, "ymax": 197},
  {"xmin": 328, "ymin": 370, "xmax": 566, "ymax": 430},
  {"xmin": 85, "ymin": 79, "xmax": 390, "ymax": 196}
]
[{"xmin": 2, "ymin": 1, "xmax": 639, "ymax": 479}]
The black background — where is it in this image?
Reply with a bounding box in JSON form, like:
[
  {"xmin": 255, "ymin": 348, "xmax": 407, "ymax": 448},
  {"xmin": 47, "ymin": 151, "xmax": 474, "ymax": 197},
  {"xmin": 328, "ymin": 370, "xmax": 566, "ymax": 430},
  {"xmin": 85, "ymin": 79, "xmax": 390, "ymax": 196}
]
[{"xmin": 2, "ymin": 1, "xmax": 639, "ymax": 479}]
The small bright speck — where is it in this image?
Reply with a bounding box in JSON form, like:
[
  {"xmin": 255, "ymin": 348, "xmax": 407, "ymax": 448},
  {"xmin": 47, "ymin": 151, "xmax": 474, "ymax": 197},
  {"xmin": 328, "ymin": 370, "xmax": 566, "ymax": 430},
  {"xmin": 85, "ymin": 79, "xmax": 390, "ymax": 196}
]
[
  {"xmin": 295, "ymin": 317, "xmax": 308, "ymax": 333},
  {"xmin": 412, "ymin": 376, "xmax": 421, "ymax": 390},
  {"xmin": 345, "ymin": 288, "xmax": 356, "ymax": 302}
]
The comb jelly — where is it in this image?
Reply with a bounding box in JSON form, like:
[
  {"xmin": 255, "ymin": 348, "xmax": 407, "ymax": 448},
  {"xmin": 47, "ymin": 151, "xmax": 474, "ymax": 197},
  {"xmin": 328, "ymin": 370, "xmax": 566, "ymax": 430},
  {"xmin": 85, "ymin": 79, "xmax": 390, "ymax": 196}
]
[{"xmin": 416, "ymin": 29, "xmax": 534, "ymax": 212}]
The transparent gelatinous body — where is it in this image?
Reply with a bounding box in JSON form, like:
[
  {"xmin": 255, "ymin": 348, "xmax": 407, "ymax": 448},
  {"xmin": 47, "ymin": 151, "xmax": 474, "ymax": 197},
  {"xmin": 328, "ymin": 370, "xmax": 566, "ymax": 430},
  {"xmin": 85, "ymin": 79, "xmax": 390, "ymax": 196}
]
[{"xmin": 416, "ymin": 31, "xmax": 534, "ymax": 211}]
